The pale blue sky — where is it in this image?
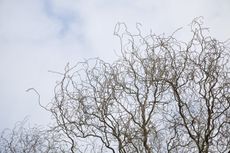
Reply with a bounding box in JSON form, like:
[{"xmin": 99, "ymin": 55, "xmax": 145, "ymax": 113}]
[{"xmin": 0, "ymin": 0, "xmax": 230, "ymax": 131}]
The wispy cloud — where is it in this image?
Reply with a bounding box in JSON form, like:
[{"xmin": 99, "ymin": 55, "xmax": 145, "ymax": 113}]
[{"xmin": 42, "ymin": 0, "xmax": 80, "ymax": 37}]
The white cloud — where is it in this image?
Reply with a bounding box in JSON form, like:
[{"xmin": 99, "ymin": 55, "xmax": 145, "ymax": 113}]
[{"xmin": 0, "ymin": 0, "xmax": 60, "ymax": 43}]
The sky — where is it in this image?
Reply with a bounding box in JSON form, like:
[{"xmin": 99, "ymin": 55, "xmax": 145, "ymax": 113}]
[{"xmin": 0, "ymin": 0, "xmax": 230, "ymax": 131}]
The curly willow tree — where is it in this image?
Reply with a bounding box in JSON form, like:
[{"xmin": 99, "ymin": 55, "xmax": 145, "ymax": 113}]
[
  {"xmin": 1, "ymin": 19, "xmax": 229, "ymax": 153},
  {"xmin": 45, "ymin": 18, "xmax": 230, "ymax": 153}
]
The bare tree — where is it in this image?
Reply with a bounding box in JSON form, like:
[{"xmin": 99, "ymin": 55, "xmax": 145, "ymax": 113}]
[
  {"xmin": 45, "ymin": 18, "xmax": 230, "ymax": 153},
  {"xmin": 163, "ymin": 19, "xmax": 230, "ymax": 153},
  {"xmin": 0, "ymin": 18, "xmax": 229, "ymax": 153},
  {"xmin": 0, "ymin": 119, "xmax": 70, "ymax": 153}
]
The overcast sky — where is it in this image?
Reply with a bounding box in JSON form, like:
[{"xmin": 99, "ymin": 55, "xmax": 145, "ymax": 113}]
[{"xmin": 0, "ymin": 0, "xmax": 230, "ymax": 131}]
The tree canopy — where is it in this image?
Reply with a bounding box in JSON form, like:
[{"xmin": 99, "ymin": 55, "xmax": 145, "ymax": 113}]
[{"xmin": 1, "ymin": 18, "xmax": 230, "ymax": 153}]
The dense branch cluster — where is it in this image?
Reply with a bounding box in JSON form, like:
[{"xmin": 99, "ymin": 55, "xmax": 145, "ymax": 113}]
[
  {"xmin": 0, "ymin": 119, "xmax": 69, "ymax": 153},
  {"xmin": 1, "ymin": 19, "xmax": 230, "ymax": 153}
]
